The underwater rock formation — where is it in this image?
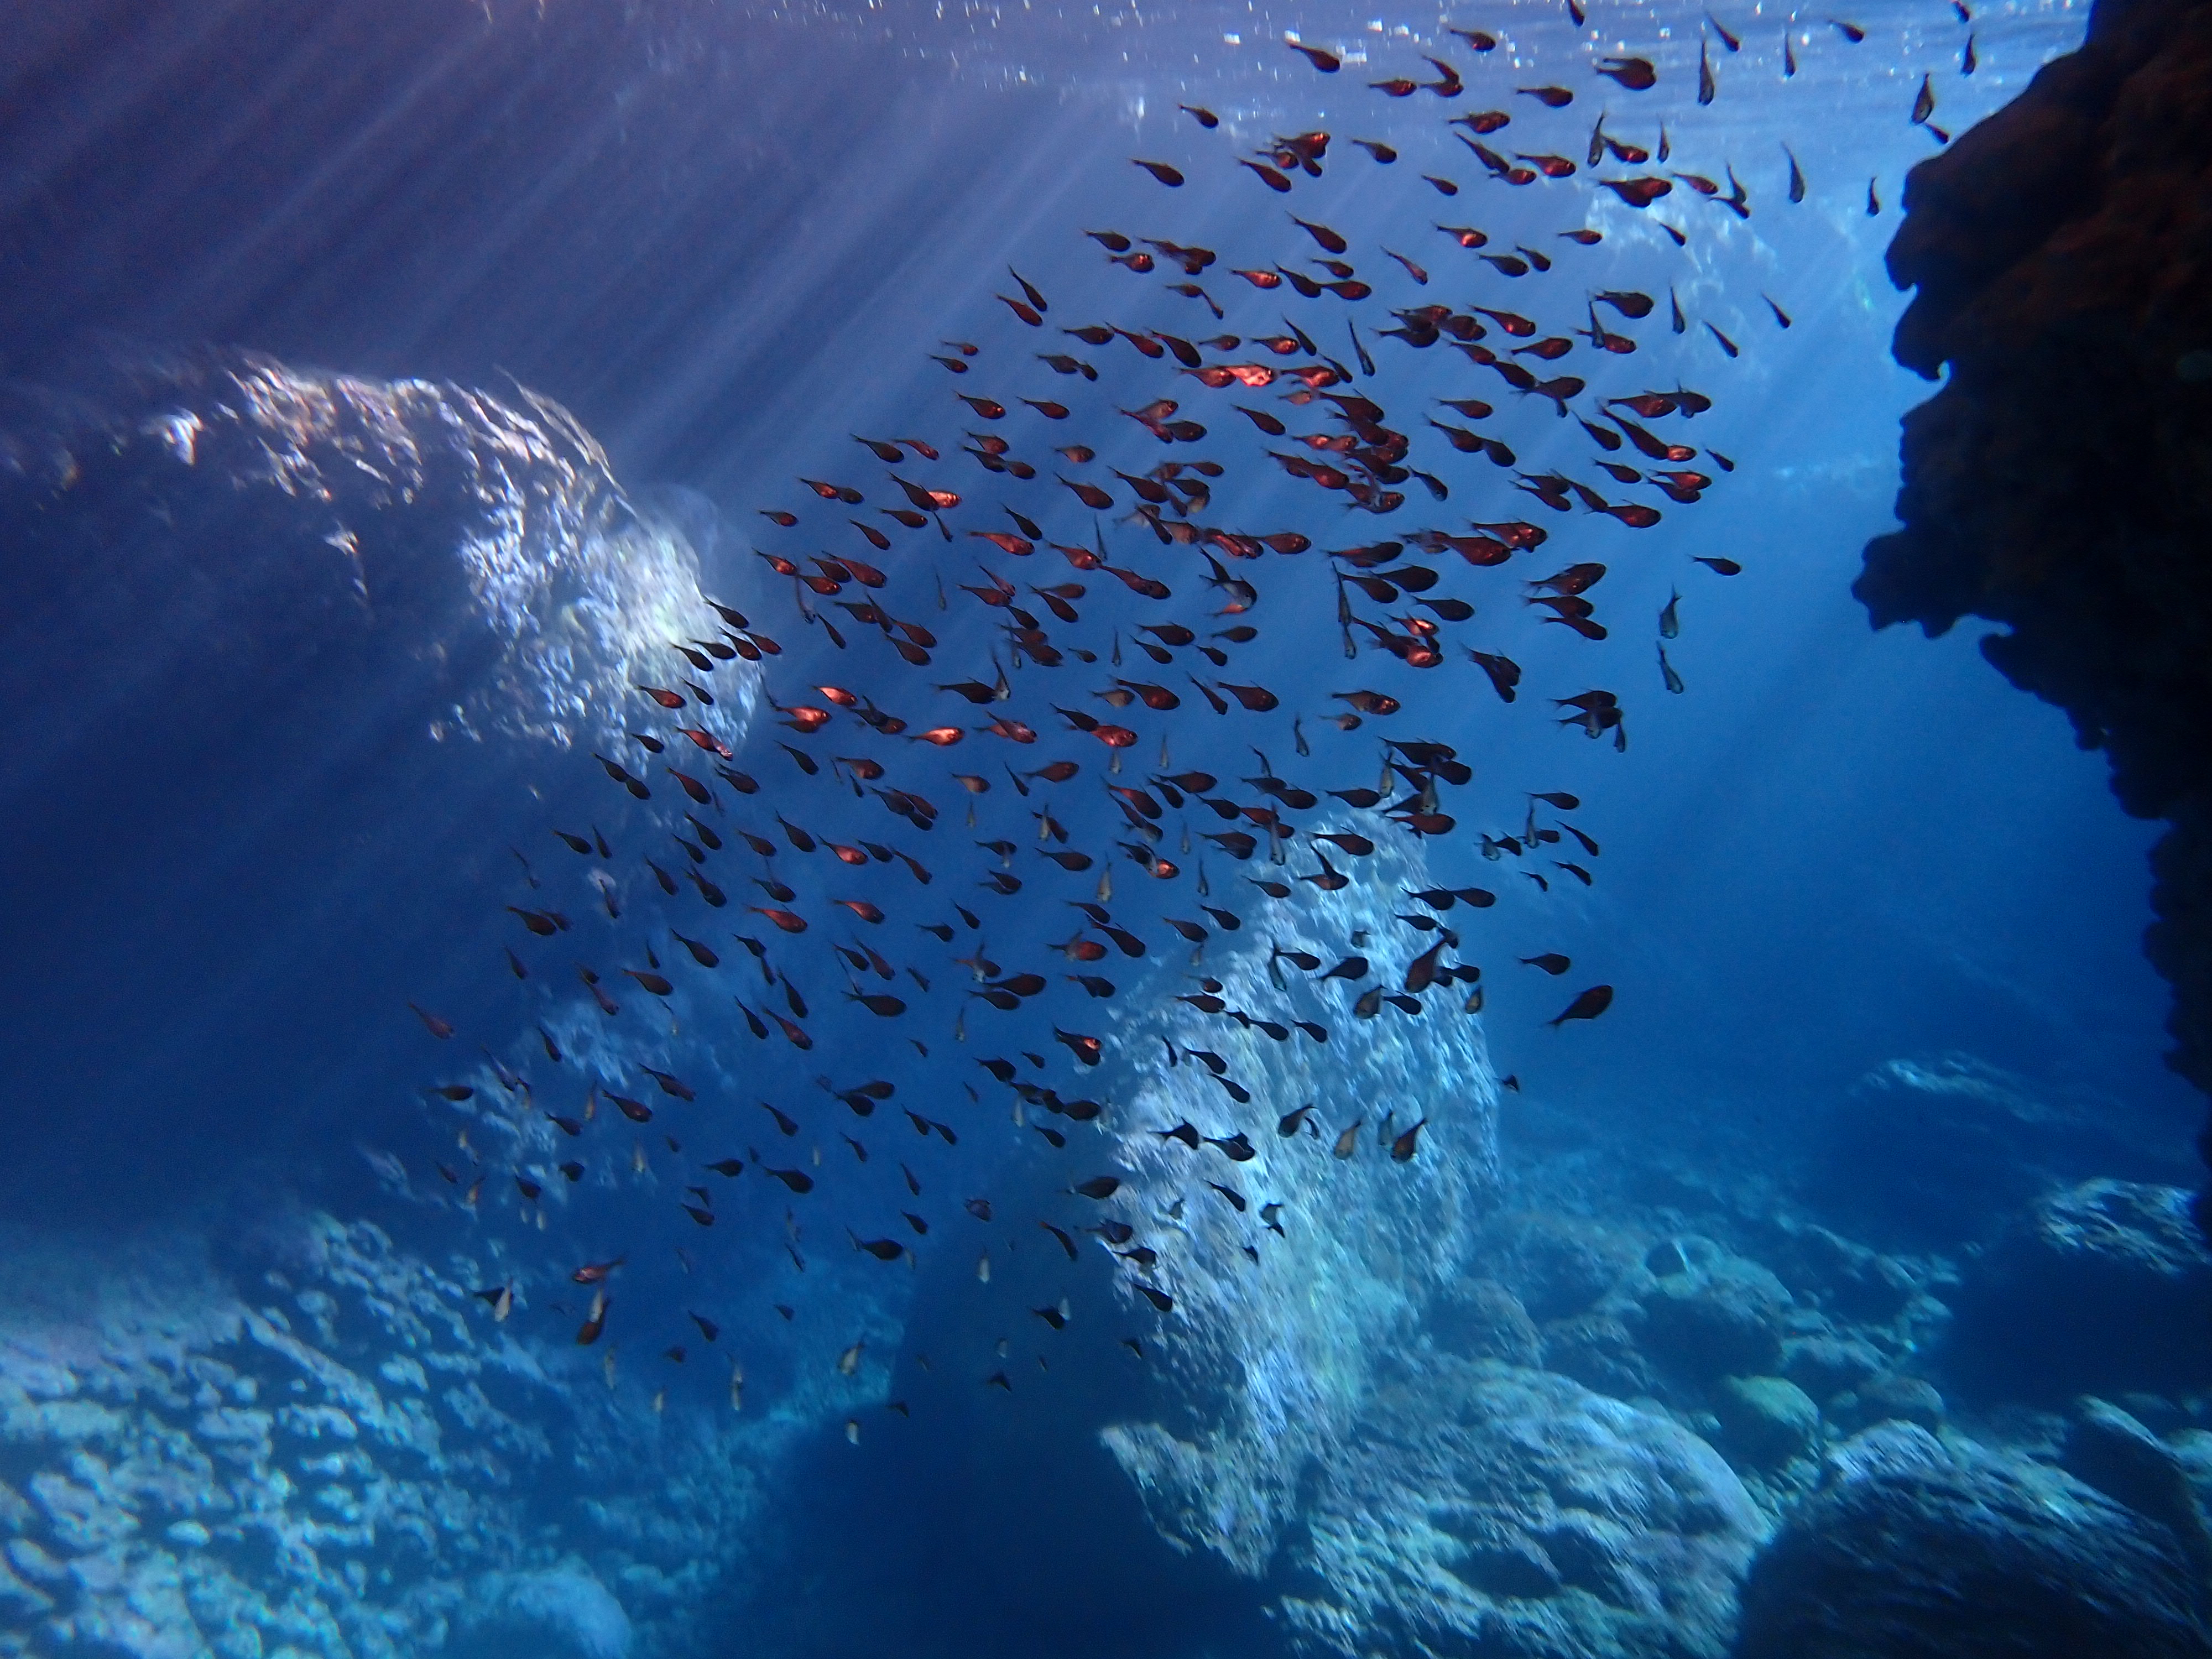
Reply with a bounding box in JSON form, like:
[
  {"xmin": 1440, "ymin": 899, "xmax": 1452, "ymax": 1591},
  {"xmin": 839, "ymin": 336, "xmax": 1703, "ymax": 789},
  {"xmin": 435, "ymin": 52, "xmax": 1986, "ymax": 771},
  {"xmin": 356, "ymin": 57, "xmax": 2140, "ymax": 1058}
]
[
  {"xmin": 0, "ymin": 344, "xmax": 754, "ymax": 1218},
  {"xmin": 1945, "ymin": 1177, "xmax": 2212, "ymax": 1400},
  {"xmin": 1809, "ymin": 1056, "xmax": 2183, "ymax": 1247},
  {"xmin": 0, "ymin": 1213, "xmax": 786, "ymax": 1659},
  {"xmin": 2063, "ymin": 1396, "xmax": 2212, "ymax": 1580},
  {"xmin": 1274, "ymin": 1359, "xmax": 1768, "ymax": 1659},
  {"xmin": 1736, "ymin": 1422, "xmax": 2212, "ymax": 1658},
  {"xmin": 1855, "ymin": 0, "xmax": 2212, "ymax": 1181},
  {"xmin": 1098, "ymin": 849, "xmax": 1503, "ymax": 1579},
  {"xmin": 0, "ymin": 343, "xmax": 752, "ymax": 759}
]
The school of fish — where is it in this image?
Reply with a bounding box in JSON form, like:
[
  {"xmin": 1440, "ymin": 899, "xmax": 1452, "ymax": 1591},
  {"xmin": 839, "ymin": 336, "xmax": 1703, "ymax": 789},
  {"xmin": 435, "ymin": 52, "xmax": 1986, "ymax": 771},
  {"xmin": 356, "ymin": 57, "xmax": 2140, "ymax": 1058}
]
[{"xmin": 400, "ymin": 4, "xmax": 1977, "ymax": 1429}]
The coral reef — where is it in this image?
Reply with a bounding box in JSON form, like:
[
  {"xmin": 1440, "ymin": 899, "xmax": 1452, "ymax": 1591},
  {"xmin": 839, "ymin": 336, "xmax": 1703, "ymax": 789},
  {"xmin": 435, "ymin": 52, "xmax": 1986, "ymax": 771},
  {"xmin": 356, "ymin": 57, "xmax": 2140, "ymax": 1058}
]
[{"xmin": 1854, "ymin": 0, "xmax": 2212, "ymax": 1178}]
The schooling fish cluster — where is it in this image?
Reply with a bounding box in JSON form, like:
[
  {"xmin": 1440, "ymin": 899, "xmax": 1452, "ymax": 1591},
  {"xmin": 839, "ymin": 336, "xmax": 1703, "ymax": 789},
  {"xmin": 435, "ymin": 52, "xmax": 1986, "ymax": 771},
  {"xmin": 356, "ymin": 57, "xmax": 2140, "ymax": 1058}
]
[{"xmin": 397, "ymin": 7, "xmax": 1974, "ymax": 1428}]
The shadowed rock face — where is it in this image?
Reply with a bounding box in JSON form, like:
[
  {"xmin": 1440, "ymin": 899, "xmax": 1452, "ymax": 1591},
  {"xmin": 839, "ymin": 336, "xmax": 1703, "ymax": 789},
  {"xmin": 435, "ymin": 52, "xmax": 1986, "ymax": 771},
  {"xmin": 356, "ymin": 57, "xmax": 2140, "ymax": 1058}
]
[
  {"xmin": 1944, "ymin": 1177, "xmax": 2212, "ymax": 1401},
  {"xmin": 1736, "ymin": 1423, "xmax": 2212, "ymax": 1659},
  {"xmin": 1854, "ymin": 0, "xmax": 2212, "ymax": 1188}
]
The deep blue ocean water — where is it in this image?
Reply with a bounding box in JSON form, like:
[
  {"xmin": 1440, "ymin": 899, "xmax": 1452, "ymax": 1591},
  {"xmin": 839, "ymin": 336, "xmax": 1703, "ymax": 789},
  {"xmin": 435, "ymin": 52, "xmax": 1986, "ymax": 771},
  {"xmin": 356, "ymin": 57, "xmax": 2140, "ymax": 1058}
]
[{"xmin": 3, "ymin": 3, "xmax": 2206, "ymax": 1658}]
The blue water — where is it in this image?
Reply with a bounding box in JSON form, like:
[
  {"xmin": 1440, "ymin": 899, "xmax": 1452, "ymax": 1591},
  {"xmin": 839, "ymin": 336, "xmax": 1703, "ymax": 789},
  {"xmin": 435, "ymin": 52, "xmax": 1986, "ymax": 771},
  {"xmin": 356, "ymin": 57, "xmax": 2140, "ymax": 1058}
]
[{"xmin": 2, "ymin": 3, "xmax": 2204, "ymax": 1657}]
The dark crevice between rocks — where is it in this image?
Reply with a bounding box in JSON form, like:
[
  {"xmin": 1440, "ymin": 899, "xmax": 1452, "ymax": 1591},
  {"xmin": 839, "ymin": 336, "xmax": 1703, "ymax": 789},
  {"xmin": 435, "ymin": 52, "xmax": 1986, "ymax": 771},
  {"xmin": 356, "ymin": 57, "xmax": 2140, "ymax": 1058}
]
[{"xmin": 1856, "ymin": 0, "xmax": 2212, "ymax": 1230}]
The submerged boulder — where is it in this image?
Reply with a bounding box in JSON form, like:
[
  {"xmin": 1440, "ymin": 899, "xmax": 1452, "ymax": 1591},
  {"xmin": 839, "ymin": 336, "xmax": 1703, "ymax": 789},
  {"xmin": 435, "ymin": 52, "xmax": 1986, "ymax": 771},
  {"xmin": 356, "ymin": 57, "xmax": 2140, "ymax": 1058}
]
[
  {"xmin": 1736, "ymin": 1423, "xmax": 2212, "ymax": 1658},
  {"xmin": 2063, "ymin": 1397, "xmax": 2212, "ymax": 1580},
  {"xmin": 1827, "ymin": 1372, "xmax": 1947, "ymax": 1436},
  {"xmin": 1471, "ymin": 1212, "xmax": 1644, "ymax": 1323},
  {"xmin": 1431, "ymin": 1277, "xmax": 1545, "ymax": 1368},
  {"xmin": 1629, "ymin": 1242, "xmax": 1796, "ymax": 1383},
  {"xmin": 1778, "ymin": 1335, "xmax": 1886, "ymax": 1403},
  {"xmin": 1275, "ymin": 1360, "xmax": 1768, "ymax": 1659},
  {"xmin": 1713, "ymin": 1377, "xmax": 1820, "ymax": 1470},
  {"xmin": 1100, "ymin": 847, "xmax": 1503, "ymax": 1578}
]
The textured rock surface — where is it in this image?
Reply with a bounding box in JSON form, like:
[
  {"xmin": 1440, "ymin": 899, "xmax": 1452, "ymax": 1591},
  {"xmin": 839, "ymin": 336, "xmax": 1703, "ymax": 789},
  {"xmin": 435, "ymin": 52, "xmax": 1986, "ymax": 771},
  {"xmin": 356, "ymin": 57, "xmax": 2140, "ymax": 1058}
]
[
  {"xmin": 1099, "ymin": 849, "xmax": 1503, "ymax": 1578},
  {"xmin": 2063, "ymin": 1396, "xmax": 2212, "ymax": 1579},
  {"xmin": 0, "ymin": 345, "xmax": 755, "ymax": 759},
  {"xmin": 0, "ymin": 1214, "xmax": 799, "ymax": 1659},
  {"xmin": 1712, "ymin": 1378, "xmax": 1820, "ymax": 1471},
  {"xmin": 1854, "ymin": 0, "xmax": 2212, "ymax": 1157},
  {"xmin": 1947, "ymin": 1178, "xmax": 2212, "ymax": 1397},
  {"xmin": 1275, "ymin": 1360, "xmax": 1768, "ymax": 1659},
  {"xmin": 1737, "ymin": 1423, "xmax": 2212, "ymax": 1658}
]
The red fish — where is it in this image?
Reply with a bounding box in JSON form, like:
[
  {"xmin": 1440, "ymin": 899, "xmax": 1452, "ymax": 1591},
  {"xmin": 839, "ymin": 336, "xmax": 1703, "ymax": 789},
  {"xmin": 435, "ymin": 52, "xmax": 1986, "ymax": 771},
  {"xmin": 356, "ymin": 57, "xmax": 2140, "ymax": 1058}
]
[
  {"xmin": 1600, "ymin": 176, "xmax": 1673, "ymax": 207},
  {"xmin": 1595, "ymin": 56, "xmax": 1657, "ymax": 89}
]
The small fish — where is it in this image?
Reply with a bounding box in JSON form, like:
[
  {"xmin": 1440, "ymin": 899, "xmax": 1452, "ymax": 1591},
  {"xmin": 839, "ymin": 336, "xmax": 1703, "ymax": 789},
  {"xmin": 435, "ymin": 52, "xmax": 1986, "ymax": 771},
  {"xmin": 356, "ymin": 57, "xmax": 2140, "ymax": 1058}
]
[
  {"xmin": 1911, "ymin": 72, "xmax": 1937, "ymax": 127},
  {"xmin": 409, "ymin": 1003, "xmax": 455, "ymax": 1039},
  {"xmin": 1548, "ymin": 984, "xmax": 1616, "ymax": 1027},
  {"xmin": 1331, "ymin": 1119, "xmax": 1363, "ymax": 1159},
  {"xmin": 576, "ymin": 1290, "xmax": 608, "ymax": 1346}
]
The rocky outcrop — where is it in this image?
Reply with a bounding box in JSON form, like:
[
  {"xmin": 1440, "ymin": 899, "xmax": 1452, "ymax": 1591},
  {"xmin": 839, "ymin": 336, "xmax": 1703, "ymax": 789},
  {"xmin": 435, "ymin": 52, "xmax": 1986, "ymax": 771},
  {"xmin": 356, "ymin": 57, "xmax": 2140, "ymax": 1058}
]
[
  {"xmin": 1274, "ymin": 1359, "xmax": 1770, "ymax": 1659},
  {"xmin": 1736, "ymin": 1422, "xmax": 2212, "ymax": 1658},
  {"xmin": 1945, "ymin": 1178, "xmax": 2212, "ymax": 1399},
  {"xmin": 1809, "ymin": 1056, "xmax": 2183, "ymax": 1246},
  {"xmin": 1099, "ymin": 848, "xmax": 1503, "ymax": 1577},
  {"xmin": 0, "ymin": 344, "xmax": 756, "ymax": 1225},
  {"xmin": 0, "ymin": 343, "xmax": 753, "ymax": 760},
  {"xmin": 1854, "ymin": 0, "xmax": 2212, "ymax": 1175}
]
